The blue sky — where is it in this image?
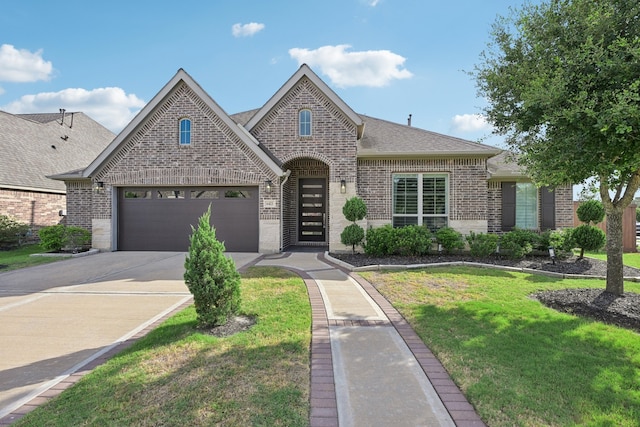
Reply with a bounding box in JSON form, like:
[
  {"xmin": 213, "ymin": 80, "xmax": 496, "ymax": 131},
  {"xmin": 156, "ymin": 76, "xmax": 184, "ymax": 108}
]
[{"xmin": 0, "ymin": 0, "xmax": 520, "ymax": 146}]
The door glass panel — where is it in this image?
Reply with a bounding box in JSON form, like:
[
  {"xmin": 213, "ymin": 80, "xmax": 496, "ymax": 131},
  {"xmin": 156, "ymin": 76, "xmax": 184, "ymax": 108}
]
[
  {"xmin": 156, "ymin": 190, "xmax": 184, "ymax": 199},
  {"xmin": 124, "ymin": 189, "xmax": 151, "ymax": 199},
  {"xmin": 225, "ymin": 190, "xmax": 252, "ymax": 198},
  {"xmin": 190, "ymin": 190, "xmax": 219, "ymax": 199}
]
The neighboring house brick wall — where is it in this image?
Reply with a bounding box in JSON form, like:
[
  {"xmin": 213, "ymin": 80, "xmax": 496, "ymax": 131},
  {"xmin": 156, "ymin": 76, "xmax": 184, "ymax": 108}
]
[
  {"xmin": 0, "ymin": 188, "xmax": 65, "ymax": 229},
  {"xmin": 357, "ymin": 157, "xmax": 489, "ymax": 224}
]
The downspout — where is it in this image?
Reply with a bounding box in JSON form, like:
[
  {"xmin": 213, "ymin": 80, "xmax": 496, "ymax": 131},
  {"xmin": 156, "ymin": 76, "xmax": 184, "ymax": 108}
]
[{"xmin": 280, "ymin": 170, "xmax": 292, "ymax": 252}]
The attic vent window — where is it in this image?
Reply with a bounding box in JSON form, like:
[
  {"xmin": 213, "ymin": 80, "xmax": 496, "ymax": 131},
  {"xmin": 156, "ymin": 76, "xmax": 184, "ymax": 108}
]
[
  {"xmin": 179, "ymin": 118, "xmax": 191, "ymax": 145},
  {"xmin": 299, "ymin": 109, "xmax": 311, "ymax": 137}
]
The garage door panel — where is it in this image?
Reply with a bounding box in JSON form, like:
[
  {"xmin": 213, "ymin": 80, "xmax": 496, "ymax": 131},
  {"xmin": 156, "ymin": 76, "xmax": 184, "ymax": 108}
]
[{"xmin": 118, "ymin": 187, "xmax": 258, "ymax": 252}]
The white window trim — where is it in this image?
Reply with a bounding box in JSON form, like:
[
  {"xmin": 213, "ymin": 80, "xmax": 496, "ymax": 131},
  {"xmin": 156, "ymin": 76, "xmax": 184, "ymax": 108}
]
[
  {"xmin": 392, "ymin": 173, "xmax": 449, "ymax": 227},
  {"xmin": 179, "ymin": 118, "xmax": 192, "ymax": 146},
  {"xmin": 299, "ymin": 109, "xmax": 312, "ymax": 137}
]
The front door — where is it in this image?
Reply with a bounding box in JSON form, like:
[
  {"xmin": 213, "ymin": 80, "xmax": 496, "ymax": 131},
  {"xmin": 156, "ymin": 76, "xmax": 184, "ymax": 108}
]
[{"xmin": 298, "ymin": 178, "xmax": 326, "ymax": 242}]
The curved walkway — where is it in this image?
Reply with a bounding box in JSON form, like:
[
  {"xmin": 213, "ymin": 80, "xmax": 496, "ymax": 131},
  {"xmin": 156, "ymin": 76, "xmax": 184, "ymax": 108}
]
[{"xmin": 250, "ymin": 252, "xmax": 485, "ymax": 427}]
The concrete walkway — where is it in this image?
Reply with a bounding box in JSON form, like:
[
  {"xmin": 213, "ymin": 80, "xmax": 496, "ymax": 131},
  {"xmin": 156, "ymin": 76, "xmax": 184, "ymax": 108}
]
[
  {"xmin": 255, "ymin": 252, "xmax": 485, "ymax": 427},
  {"xmin": 1, "ymin": 251, "xmax": 485, "ymax": 426}
]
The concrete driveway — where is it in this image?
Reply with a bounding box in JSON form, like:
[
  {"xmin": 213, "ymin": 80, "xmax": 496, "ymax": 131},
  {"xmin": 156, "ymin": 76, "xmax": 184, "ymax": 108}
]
[{"xmin": 0, "ymin": 251, "xmax": 259, "ymax": 420}]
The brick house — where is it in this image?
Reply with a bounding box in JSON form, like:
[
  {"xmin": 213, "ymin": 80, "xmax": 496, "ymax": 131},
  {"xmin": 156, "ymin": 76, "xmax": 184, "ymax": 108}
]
[
  {"xmin": 0, "ymin": 110, "xmax": 113, "ymax": 231},
  {"xmin": 52, "ymin": 65, "xmax": 573, "ymax": 253}
]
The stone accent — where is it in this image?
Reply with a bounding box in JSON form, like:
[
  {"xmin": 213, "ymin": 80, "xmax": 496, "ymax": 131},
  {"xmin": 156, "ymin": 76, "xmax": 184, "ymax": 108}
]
[
  {"xmin": 91, "ymin": 218, "xmax": 111, "ymax": 250},
  {"xmin": 259, "ymin": 219, "xmax": 281, "ymax": 254},
  {"xmin": 448, "ymin": 219, "xmax": 488, "ymax": 236},
  {"xmin": 0, "ymin": 188, "xmax": 65, "ymax": 229}
]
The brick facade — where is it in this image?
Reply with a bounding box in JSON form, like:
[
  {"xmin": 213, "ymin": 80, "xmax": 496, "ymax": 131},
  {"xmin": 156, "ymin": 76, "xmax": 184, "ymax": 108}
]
[{"xmin": 0, "ymin": 188, "xmax": 65, "ymax": 230}]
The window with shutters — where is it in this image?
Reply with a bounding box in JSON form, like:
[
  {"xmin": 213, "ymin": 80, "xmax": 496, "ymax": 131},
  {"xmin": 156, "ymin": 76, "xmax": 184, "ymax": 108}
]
[
  {"xmin": 392, "ymin": 173, "xmax": 448, "ymax": 231},
  {"xmin": 502, "ymin": 182, "xmax": 544, "ymax": 230}
]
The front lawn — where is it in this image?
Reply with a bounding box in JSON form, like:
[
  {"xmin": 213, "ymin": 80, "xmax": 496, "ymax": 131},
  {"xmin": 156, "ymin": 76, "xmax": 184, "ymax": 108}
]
[
  {"xmin": 582, "ymin": 251, "xmax": 640, "ymax": 270},
  {"xmin": 0, "ymin": 244, "xmax": 67, "ymax": 272},
  {"xmin": 14, "ymin": 266, "xmax": 311, "ymax": 427},
  {"xmin": 361, "ymin": 267, "xmax": 640, "ymax": 427}
]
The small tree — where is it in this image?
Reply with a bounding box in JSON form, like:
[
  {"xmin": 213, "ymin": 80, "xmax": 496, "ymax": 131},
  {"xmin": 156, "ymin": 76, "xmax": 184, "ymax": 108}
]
[
  {"xmin": 575, "ymin": 200, "xmax": 606, "ymax": 259},
  {"xmin": 340, "ymin": 197, "xmax": 367, "ymax": 253},
  {"xmin": 184, "ymin": 206, "xmax": 241, "ymax": 328},
  {"xmin": 577, "ymin": 200, "xmax": 606, "ymax": 225}
]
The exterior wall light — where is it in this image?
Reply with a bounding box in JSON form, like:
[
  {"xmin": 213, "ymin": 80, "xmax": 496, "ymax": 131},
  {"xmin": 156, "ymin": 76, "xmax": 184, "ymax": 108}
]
[
  {"xmin": 265, "ymin": 180, "xmax": 273, "ymax": 193},
  {"xmin": 93, "ymin": 181, "xmax": 104, "ymax": 193},
  {"xmin": 340, "ymin": 179, "xmax": 346, "ymax": 194}
]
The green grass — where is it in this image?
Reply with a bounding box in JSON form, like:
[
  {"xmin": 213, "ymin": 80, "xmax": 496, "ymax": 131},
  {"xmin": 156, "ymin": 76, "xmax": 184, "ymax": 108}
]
[
  {"xmin": 14, "ymin": 266, "xmax": 311, "ymax": 427},
  {"xmin": 581, "ymin": 251, "xmax": 640, "ymax": 269},
  {"xmin": 0, "ymin": 244, "xmax": 68, "ymax": 272},
  {"xmin": 361, "ymin": 267, "xmax": 640, "ymax": 427}
]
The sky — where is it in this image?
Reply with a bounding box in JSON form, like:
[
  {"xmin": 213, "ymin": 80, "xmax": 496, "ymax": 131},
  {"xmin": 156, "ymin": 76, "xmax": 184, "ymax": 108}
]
[{"xmin": 0, "ymin": 0, "xmax": 523, "ymax": 147}]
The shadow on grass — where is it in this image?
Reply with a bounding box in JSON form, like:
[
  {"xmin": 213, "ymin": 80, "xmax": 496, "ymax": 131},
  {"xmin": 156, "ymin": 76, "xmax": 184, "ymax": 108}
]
[{"xmin": 411, "ymin": 301, "xmax": 640, "ymax": 425}]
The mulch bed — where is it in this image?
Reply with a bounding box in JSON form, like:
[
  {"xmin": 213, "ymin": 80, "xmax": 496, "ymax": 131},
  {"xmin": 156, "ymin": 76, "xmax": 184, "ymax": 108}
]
[{"xmin": 331, "ymin": 253, "xmax": 640, "ymax": 334}]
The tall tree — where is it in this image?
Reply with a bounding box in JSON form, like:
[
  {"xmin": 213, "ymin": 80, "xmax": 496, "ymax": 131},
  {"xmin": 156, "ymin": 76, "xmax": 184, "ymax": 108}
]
[{"xmin": 475, "ymin": 0, "xmax": 640, "ymax": 295}]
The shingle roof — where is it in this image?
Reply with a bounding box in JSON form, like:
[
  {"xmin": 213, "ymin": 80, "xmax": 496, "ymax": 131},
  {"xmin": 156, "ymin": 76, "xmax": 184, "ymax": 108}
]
[
  {"xmin": 487, "ymin": 150, "xmax": 527, "ymax": 178},
  {"xmin": 0, "ymin": 110, "xmax": 114, "ymax": 192},
  {"xmin": 358, "ymin": 115, "xmax": 501, "ymax": 158}
]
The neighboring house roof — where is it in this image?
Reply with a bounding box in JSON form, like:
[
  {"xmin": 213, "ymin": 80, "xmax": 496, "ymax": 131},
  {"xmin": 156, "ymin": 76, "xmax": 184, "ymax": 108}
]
[
  {"xmin": 487, "ymin": 150, "xmax": 528, "ymax": 179},
  {"xmin": 82, "ymin": 68, "xmax": 285, "ymax": 179},
  {"xmin": 358, "ymin": 115, "xmax": 501, "ymax": 158},
  {"xmin": 0, "ymin": 110, "xmax": 114, "ymax": 193}
]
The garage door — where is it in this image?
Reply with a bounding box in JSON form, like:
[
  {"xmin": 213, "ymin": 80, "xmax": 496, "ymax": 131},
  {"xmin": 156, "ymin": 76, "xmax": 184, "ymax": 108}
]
[{"xmin": 118, "ymin": 187, "xmax": 258, "ymax": 252}]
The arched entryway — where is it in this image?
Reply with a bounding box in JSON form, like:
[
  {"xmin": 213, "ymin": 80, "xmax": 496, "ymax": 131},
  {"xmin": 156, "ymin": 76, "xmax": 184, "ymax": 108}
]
[{"xmin": 282, "ymin": 158, "xmax": 330, "ymax": 250}]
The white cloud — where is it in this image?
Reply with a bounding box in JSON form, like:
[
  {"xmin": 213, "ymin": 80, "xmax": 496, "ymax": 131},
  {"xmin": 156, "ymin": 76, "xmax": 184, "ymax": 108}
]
[
  {"xmin": 2, "ymin": 87, "xmax": 145, "ymax": 133},
  {"xmin": 0, "ymin": 44, "xmax": 53, "ymax": 82},
  {"xmin": 232, "ymin": 22, "xmax": 265, "ymax": 37},
  {"xmin": 451, "ymin": 114, "xmax": 493, "ymax": 133},
  {"xmin": 367, "ymin": 0, "xmax": 381, "ymax": 6},
  {"xmin": 288, "ymin": 44, "xmax": 412, "ymax": 88}
]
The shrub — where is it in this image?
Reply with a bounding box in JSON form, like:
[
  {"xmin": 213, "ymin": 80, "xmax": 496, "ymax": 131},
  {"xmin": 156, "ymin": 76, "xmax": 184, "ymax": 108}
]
[
  {"xmin": 499, "ymin": 229, "xmax": 537, "ymax": 259},
  {"xmin": 572, "ymin": 224, "xmax": 606, "ymax": 258},
  {"xmin": 341, "ymin": 197, "xmax": 367, "ymax": 253},
  {"xmin": 38, "ymin": 225, "xmax": 67, "ymax": 252},
  {"xmin": 466, "ymin": 231, "xmax": 499, "ymax": 258},
  {"xmin": 341, "ymin": 224, "xmax": 365, "ymax": 254},
  {"xmin": 577, "ymin": 200, "xmax": 605, "ymax": 225},
  {"xmin": 184, "ymin": 207, "xmax": 241, "ymax": 328},
  {"xmin": 435, "ymin": 227, "xmax": 465, "ymax": 253},
  {"xmin": 549, "ymin": 228, "xmax": 576, "ymax": 259},
  {"xmin": 38, "ymin": 225, "xmax": 90, "ymax": 252},
  {"xmin": 364, "ymin": 225, "xmax": 394, "ymax": 256},
  {"xmin": 389, "ymin": 225, "xmax": 431, "ymax": 256},
  {"xmin": 0, "ymin": 215, "xmax": 29, "ymax": 248}
]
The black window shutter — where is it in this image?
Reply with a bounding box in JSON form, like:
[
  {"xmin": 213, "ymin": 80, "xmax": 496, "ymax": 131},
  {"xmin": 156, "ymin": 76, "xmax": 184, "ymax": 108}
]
[
  {"xmin": 502, "ymin": 182, "xmax": 516, "ymax": 231},
  {"xmin": 540, "ymin": 186, "xmax": 555, "ymax": 230}
]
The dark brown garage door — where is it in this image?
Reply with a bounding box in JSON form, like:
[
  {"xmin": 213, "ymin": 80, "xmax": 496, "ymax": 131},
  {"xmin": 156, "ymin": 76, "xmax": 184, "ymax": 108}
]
[{"xmin": 118, "ymin": 187, "xmax": 258, "ymax": 252}]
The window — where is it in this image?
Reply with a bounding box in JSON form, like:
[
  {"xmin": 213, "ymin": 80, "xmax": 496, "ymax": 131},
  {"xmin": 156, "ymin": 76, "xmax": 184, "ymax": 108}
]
[
  {"xmin": 501, "ymin": 182, "xmax": 540, "ymax": 230},
  {"xmin": 393, "ymin": 173, "xmax": 448, "ymax": 231},
  {"xmin": 299, "ymin": 109, "xmax": 311, "ymax": 136},
  {"xmin": 179, "ymin": 118, "xmax": 191, "ymax": 145}
]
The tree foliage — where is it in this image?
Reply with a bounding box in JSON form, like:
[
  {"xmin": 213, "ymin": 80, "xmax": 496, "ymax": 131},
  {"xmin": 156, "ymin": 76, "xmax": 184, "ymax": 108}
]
[
  {"xmin": 184, "ymin": 206, "xmax": 241, "ymax": 328},
  {"xmin": 475, "ymin": 0, "xmax": 640, "ymax": 294},
  {"xmin": 341, "ymin": 197, "xmax": 367, "ymax": 253},
  {"xmin": 576, "ymin": 200, "xmax": 606, "ymax": 224}
]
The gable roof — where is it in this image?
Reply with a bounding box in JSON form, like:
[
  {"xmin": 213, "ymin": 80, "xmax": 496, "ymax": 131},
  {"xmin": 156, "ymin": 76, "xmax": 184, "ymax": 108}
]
[
  {"xmin": 487, "ymin": 150, "xmax": 528, "ymax": 178},
  {"xmin": 245, "ymin": 64, "xmax": 365, "ymax": 139},
  {"xmin": 83, "ymin": 68, "xmax": 284, "ymax": 179},
  {"xmin": 0, "ymin": 110, "xmax": 114, "ymax": 192},
  {"xmin": 357, "ymin": 115, "xmax": 501, "ymax": 158}
]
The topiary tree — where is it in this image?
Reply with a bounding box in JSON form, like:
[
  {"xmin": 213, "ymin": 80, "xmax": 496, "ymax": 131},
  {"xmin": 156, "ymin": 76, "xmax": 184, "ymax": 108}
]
[
  {"xmin": 340, "ymin": 197, "xmax": 367, "ymax": 253},
  {"xmin": 184, "ymin": 206, "xmax": 241, "ymax": 328},
  {"xmin": 577, "ymin": 200, "xmax": 605, "ymax": 225},
  {"xmin": 573, "ymin": 224, "xmax": 606, "ymax": 259}
]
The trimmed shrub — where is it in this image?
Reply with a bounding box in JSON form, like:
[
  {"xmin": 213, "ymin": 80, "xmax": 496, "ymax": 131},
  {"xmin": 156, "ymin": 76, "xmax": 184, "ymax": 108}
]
[
  {"xmin": 184, "ymin": 207, "xmax": 241, "ymax": 328},
  {"xmin": 466, "ymin": 231, "xmax": 499, "ymax": 258},
  {"xmin": 577, "ymin": 200, "xmax": 605, "ymax": 225},
  {"xmin": 389, "ymin": 225, "xmax": 432, "ymax": 256},
  {"xmin": 364, "ymin": 225, "xmax": 394, "ymax": 256},
  {"xmin": 341, "ymin": 197, "xmax": 367, "ymax": 253},
  {"xmin": 499, "ymin": 229, "xmax": 537, "ymax": 259},
  {"xmin": 0, "ymin": 215, "xmax": 29, "ymax": 248},
  {"xmin": 341, "ymin": 224, "xmax": 365, "ymax": 254},
  {"xmin": 435, "ymin": 227, "xmax": 465, "ymax": 253},
  {"xmin": 573, "ymin": 224, "xmax": 606, "ymax": 258},
  {"xmin": 38, "ymin": 225, "xmax": 90, "ymax": 252}
]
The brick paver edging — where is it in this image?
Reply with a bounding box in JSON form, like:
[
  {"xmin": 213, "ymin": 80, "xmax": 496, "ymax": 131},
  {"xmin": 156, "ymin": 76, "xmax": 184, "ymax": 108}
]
[
  {"xmin": 241, "ymin": 255, "xmax": 339, "ymax": 427},
  {"xmin": 0, "ymin": 298, "xmax": 194, "ymax": 426},
  {"xmin": 320, "ymin": 253, "xmax": 487, "ymax": 427}
]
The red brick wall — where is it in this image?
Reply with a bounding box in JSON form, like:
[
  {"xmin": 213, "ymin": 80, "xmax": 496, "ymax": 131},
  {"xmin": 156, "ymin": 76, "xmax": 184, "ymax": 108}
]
[{"xmin": 0, "ymin": 188, "xmax": 65, "ymax": 230}]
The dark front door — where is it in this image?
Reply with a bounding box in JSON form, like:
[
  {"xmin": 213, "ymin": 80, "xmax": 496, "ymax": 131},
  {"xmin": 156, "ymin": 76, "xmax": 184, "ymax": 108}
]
[{"xmin": 298, "ymin": 178, "xmax": 326, "ymax": 242}]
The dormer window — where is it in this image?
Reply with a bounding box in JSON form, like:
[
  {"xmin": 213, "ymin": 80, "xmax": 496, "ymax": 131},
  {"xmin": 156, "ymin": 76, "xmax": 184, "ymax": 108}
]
[
  {"xmin": 179, "ymin": 118, "xmax": 191, "ymax": 145},
  {"xmin": 299, "ymin": 109, "xmax": 311, "ymax": 137}
]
